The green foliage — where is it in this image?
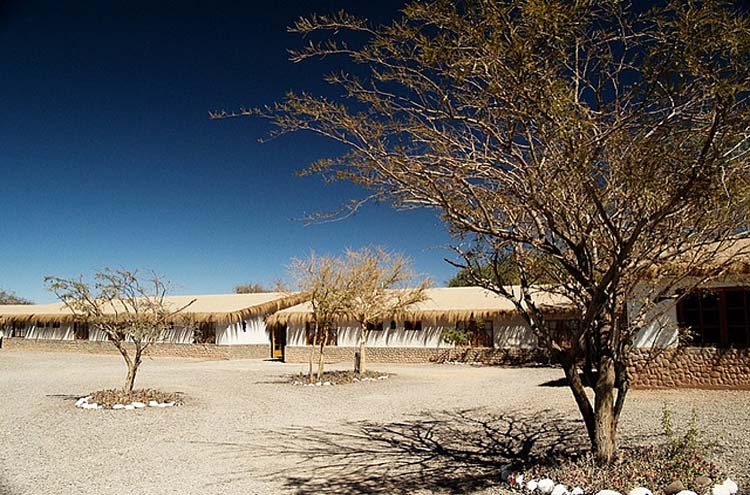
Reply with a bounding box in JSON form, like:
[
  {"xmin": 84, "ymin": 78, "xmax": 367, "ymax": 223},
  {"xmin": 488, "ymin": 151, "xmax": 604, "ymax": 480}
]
[{"xmin": 440, "ymin": 326, "xmax": 473, "ymax": 347}]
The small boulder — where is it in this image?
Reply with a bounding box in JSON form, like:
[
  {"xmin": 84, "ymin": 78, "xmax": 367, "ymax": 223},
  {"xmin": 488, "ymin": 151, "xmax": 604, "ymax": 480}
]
[
  {"xmin": 629, "ymin": 488, "xmax": 653, "ymax": 495},
  {"xmin": 722, "ymin": 479, "xmax": 739, "ymax": 495},
  {"xmin": 674, "ymin": 491, "xmax": 697, "ymax": 495},
  {"xmin": 75, "ymin": 397, "xmax": 89, "ymax": 407},
  {"xmin": 664, "ymin": 481, "xmax": 685, "ymax": 495},
  {"xmin": 711, "ymin": 485, "xmax": 730, "ymax": 495},
  {"xmin": 526, "ymin": 480, "xmax": 538, "ymax": 492},
  {"xmin": 124, "ymin": 404, "xmax": 136, "ymax": 410},
  {"xmin": 694, "ymin": 477, "xmax": 712, "ymax": 493},
  {"xmin": 594, "ymin": 491, "xmax": 622, "ymax": 495},
  {"xmin": 148, "ymin": 400, "xmax": 159, "ymax": 407},
  {"xmin": 538, "ymin": 478, "xmax": 555, "ymax": 495},
  {"xmin": 112, "ymin": 404, "xmax": 125, "ymax": 410},
  {"xmin": 571, "ymin": 488, "xmax": 584, "ymax": 495},
  {"xmin": 551, "ymin": 483, "xmax": 569, "ymax": 495}
]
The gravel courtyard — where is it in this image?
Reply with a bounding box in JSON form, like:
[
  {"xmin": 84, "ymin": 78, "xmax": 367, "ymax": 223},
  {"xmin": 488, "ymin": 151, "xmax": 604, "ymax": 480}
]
[{"xmin": 0, "ymin": 351, "xmax": 748, "ymax": 495}]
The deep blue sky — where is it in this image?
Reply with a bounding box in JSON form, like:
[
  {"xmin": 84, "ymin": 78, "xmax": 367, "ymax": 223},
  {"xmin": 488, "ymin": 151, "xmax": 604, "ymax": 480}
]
[{"xmin": 0, "ymin": 0, "xmax": 456, "ymax": 303}]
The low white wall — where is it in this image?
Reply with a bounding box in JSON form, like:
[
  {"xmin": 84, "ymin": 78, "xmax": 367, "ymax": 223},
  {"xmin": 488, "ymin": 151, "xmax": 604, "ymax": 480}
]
[
  {"xmin": 286, "ymin": 316, "xmax": 539, "ymax": 349},
  {"xmin": 215, "ymin": 317, "xmax": 269, "ymax": 345}
]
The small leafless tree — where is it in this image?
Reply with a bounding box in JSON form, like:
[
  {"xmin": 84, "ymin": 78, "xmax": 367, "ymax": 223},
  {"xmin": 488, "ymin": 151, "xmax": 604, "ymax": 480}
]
[
  {"xmin": 234, "ymin": 283, "xmax": 268, "ymax": 294},
  {"xmin": 0, "ymin": 289, "xmax": 32, "ymax": 305},
  {"xmin": 288, "ymin": 253, "xmax": 352, "ymax": 383},
  {"xmin": 342, "ymin": 247, "xmax": 429, "ymax": 374},
  {"xmin": 46, "ymin": 269, "xmax": 195, "ymax": 393},
  {"xmin": 216, "ymin": 1, "xmax": 750, "ymax": 462}
]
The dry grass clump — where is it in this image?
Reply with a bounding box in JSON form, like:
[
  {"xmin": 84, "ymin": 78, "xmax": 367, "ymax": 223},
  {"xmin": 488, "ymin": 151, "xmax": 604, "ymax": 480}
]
[
  {"xmin": 88, "ymin": 388, "xmax": 183, "ymax": 408},
  {"xmin": 290, "ymin": 370, "xmax": 390, "ymax": 385}
]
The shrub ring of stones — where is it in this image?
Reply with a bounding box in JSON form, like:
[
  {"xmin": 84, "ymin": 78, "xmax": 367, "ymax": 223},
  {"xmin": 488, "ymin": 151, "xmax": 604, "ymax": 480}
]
[
  {"xmin": 75, "ymin": 388, "xmax": 184, "ymax": 410},
  {"xmin": 290, "ymin": 370, "xmax": 392, "ymax": 387}
]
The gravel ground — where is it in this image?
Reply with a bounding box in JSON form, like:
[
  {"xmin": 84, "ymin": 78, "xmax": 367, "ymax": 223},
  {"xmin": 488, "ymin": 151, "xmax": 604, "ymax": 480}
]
[{"xmin": 0, "ymin": 351, "xmax": 748, "ymax": 495}]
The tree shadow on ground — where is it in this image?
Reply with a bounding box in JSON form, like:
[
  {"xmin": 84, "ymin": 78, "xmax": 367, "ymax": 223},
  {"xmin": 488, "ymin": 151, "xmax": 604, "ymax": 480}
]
[{"xmin": 245, "ymin": 409, "xmax": 588, "ymax": 495}]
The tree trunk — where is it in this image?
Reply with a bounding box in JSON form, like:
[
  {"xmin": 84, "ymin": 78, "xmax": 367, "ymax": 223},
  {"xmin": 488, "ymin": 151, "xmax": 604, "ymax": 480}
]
[
  {"xmin": 317, "ymin": 338, "xmax": 327, "ymax": 381},
  {"xmin": 357, "ymin": 322, "xmax": 367, "ymax": 374},
  {"xmin": 593, "ymin": 356, "xmax": 618, "ymax": 463},
  {"xmin": 125, "ymin": 362, "xmax": 139, "ymax": 394},
  {"xmin": 308, "ymin": 323, "xmax": 318, "ymax": 383}
]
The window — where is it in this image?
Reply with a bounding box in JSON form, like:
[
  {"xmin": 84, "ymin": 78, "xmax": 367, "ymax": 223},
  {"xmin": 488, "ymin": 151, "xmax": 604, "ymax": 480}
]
[
  {"xmin": 305, "ymin": 321, "xmax": 337, "ymax": 346},
  {"xmin": 73, "ymin": 322, "xmax": 89, "ymax": 341},
  {"xmin": 677, "ymin": 288, "xmax": 750, "ymax": 348},
  {"xmin": 404, "ymin": 320, "xmax": 422, "ymax": 331},
  {"xmin": 366, "ymin": 321, "xmax": 384, "ymax": 331},
  {"xmin": 456, "ymin": 319, "xmax": 492, "ymax": 347}
]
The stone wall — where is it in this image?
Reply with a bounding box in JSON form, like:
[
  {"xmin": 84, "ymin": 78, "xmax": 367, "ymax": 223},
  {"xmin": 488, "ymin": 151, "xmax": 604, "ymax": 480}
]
[
  {"xmin": 283, "ymin": 345, "xmax": 550, "ymax": 366},
  {"xmin": 1, "ymin": 337, "xmax": 271, "ymax": 360},
  {"xmin": 628, "ymin": 347, "xmax": 750, "ymax": 389}
]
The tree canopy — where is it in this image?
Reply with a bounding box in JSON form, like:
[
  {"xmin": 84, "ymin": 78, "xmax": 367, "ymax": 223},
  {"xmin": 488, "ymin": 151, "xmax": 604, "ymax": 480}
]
[{"xmin": 225, "ymin": 0, "xmax": 750, "ymax": 463}]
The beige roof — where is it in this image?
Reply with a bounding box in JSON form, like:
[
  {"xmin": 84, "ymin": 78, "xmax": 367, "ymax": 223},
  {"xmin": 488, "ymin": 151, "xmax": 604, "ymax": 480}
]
[
  {"xmin": 0, "ymin": 292, "xmax": 305, "ymax": 325},
  {"xmin": 267, "ymin": 286, "xmax": 574, "ymax": 326}
]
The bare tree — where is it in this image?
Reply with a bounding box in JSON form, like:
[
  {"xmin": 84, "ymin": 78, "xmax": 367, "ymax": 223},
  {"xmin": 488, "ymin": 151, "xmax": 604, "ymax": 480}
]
[
  {"xmin": 0, "ymin": 289, "xmax": 32, "ymax": 305},
  {"xmin": 288, "ymin": 253, "xmax": 352, "ymax": 383},
  {"xmin": 217, "ymin": 1, "xmax": 750, "ymax": 462},
  {"xmin": 45, "ymin": 269, "xmax": 195, "ymax": 393},
  {"xmin": 342, "ymin": 247, "xmax": 429, "ymax": 374},
  {"xmin": 234, "ymin": 283, "xmax": 268, "ymax": 294}
]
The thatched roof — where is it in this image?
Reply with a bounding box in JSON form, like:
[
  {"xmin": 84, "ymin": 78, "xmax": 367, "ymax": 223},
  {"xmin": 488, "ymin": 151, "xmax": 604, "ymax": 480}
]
[
  {"xmin": 266, "ymin": 286, "xmax": 575, "ymax": 326},
  {"xmin": 0, "ymin": 292, "xmax": 305, "ymax": 325}
]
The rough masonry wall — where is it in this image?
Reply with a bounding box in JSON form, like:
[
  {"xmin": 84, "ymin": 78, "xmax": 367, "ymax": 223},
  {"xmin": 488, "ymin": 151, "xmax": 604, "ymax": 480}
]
[
  {"xmin": 283, "ymin": 345, "xmax": 550, "ymax": 366},
  {"xmin": 2, "ymin": 337, "xmax": 271, "ymax": 360},
  {"xmin": 628, "ymin": 347, "xmax": 750, "ymax": 389}
]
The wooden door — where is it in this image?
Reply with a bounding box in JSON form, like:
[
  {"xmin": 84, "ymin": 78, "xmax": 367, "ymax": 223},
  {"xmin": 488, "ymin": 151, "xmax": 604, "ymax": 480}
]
[{"xmin": 271, "ymin": 324, "xmax": 286, "ymax": 359}]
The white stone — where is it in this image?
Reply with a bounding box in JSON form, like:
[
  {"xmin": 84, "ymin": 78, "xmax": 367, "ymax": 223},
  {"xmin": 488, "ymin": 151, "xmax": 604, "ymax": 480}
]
[
  {"xmin": 159, "ymin": 401, "xmax": 175, "ymax": 408},
  {"xmin": 75, "ymin": 397, "xmax": 89, "ymax": 407},
  {"xmin": 148, "ymin": 400, "xmax": 159, "ymax": 407},
  {"xmin": 571, "ymin": 487, "xmax": 584, "ymax": 495},
  {"xmin": 675, "ymin": 491, "xmax": 698, "ymax": 495},
  {"xmin": 722, "ymin": 479, "xmax": 739, "ymax": 495},
  {"xmin": 81, "ymin": 402, "xmax": 99, "ymax": 410},
  {"xmin": 124, "ymin": 404, "xmax": 136, "ymax": 410},
  {"xmin": 551, "ymin": 484, "xmax": 569, "ymax": 495},
  {"xmin": 527, "ymin": 480, "xmax": 538, "ymax": 492},
  {"xmin": 378, "ymin": 375, "xmax": 388, "ymax": 380},
  {"xmin": 323, "ymin": 382, "xmax": 332, "ymax": 386},
  {"xmin": 538, "ymin": 479, "xmax": 555, "ymax": 494},
  {"xmin": 595, "ymin": 491, "xmax": 622, "ymax": 495},
  {"xmin": 112, "ymin": 404, "xmax": 125, "ymax": 410},
  {"xmin": 131, "ymin": 402, "xmax": 146, "ymax": 409},
  {"xmin": 315, "ymin": 382, "xmax": 322, "ymax": 387},
  {"xmin": 513, "ymin": 474, "xmax": 524, "ymax": 486},
  {"xmin": 712, "ymin": 485, "xmax": 731, "ymax": 495},
  {"xmin": 629, "ymin": 488, "xmax": 653, "ymax": 495}
]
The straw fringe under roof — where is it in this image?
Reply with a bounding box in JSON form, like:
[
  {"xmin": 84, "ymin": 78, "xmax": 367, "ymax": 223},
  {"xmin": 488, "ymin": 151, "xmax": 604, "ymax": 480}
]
[
  {"xmin": 266, "ymin": 286, "xmax": 576, "ymax": 327},
  {"xmin": 0, "ymin": 293, "xmax": 306, "ymax": 326}
]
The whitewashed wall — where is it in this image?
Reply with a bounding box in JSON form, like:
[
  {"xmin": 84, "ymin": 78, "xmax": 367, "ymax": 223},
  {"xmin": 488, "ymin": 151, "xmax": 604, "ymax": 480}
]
[
  {"xmin": 24, "ymin": 325, "xmax": 74, "ymax": 340},
  {"xmin": 286, "ymin": 316, "xmax": 538, "ymax": 349},
  {"xmin": 215, "ymin": 316, "xmax": 269, "ymax": 345}
]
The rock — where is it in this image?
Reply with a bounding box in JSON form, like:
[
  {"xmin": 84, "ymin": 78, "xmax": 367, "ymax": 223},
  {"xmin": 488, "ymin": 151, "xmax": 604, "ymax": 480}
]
[
  {"xmin": 75, "ymin": 397, "xmax": 89, "ymax": 407},
  {"xmin": 722, "ymin": 479, "xmax": 739, "ymax": 495},
  {"xmin": 595, "ymin": 491, "xmax": 622, "ymax": 495},
  {"xmin": 378, "ymin": 375, "xmax": 388, "ymax": 380},
  {"xmin": 131, "ymin": 402, "xmax": 146, "ymax": 409},
  {"xmin": 629, "ymin": 488, "xmax": 653, "ymax": 495},
  {"xmin": 124, "ymin": 404, "xmax": 136, "ymax": 410},
  {"xmin": 323, "ymin": 382, "xmax": 331, "ymax": 386},
  {"xmin": 711, "ymin": 485, "xmax": 730, "ymax": 495},
  {"xmin": 674, "ymin": 491, "xmax": 698, "ymax": 495},
  {"xmin": 551, "ymin": 484, "xmax": 569, "ymax": 495},
  {"xmin": 526, "ymin": 480, "xmax": 538, "ymax": 492},
  {"xmin": 315, "ymin": 382, "xmax": 322, "ymax": 387},
  {"xmin": 571, "ymin": 488, "xmax": 584, "ymax": 495},
  {"xmin": 82, "ymin": 402, "xmax": 99, "ymax": 410},
  {"xmin": 694, "ymin": 477, "xmax": 712, "ymax": 493},
  {"xmin": 664, "ymin": 481, "xmax": 685, "ymax": 495},
  {"xmin": 160, "ymin": 401, "xmax": 175, "ymax": 407},
  {"xmin": 513, "ymin": 474, "xmax": 524, "ymax": 486},
  {"xmin": 112, "ymin": 404, "xmax": 125, "ymax": 410},
  {"xmin": 538, "ymin": 479, "xmax": 555, "ymax": 495},
  {"xmin": 148, "ymin": 400, "xmax": 159, "ymax": 407}
]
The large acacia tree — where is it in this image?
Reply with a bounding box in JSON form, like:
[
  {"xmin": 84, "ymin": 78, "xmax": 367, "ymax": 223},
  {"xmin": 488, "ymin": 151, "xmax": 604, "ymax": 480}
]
[{"xmin": 217, "ymin": 1, "xmax": 750, "ymax": 463}]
